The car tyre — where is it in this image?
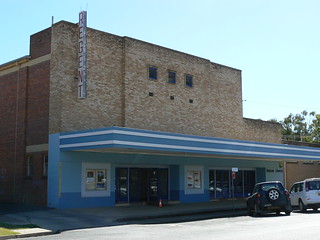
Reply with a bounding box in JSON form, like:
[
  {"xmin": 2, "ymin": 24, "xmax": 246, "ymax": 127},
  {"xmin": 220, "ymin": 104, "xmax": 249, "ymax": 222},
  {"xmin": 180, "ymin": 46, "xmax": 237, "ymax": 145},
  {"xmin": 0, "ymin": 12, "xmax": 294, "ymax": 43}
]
[
  {"xmin": 267, "ymin": 188, "xmax": 280, "ymax": 201},
  {"xmin": 253, "ymin": 204, "xmax": 261, "ymax": 217},
  {"xmin": 299, "ymin": 199, "xmax": 307, "ymax": 213},
  {"xmin": 284, "ymin": 205, "xmax": 292, "ymax": 216}
]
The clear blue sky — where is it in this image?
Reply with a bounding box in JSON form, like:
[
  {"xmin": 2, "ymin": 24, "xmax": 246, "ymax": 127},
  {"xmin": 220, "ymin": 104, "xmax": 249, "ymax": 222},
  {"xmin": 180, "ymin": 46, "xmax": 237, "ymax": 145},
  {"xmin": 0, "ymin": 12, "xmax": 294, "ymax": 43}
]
[{"xmin": 1, "ymin": 0, "xmax": 319, "ymax": 121}]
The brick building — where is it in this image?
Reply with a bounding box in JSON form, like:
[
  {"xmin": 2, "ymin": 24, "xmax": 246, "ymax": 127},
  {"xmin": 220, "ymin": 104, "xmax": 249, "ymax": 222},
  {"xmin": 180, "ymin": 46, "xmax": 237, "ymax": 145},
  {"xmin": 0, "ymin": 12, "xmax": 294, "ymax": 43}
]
[
  {"xmin": 0, "ymin": 29, "xmax": 50, "ymax": 205},
  {"xmin": 1, "ymin": 14, "xmax": 320, "ymax": 207}
]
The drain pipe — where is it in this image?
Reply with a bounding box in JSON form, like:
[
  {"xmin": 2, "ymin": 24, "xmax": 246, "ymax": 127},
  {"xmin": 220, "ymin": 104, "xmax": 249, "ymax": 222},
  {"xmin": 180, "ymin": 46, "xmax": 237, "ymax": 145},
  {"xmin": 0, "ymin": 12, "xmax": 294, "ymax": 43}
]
[{"xmin": 13, "ymin": 61, "xmax": 21, "ymax": 202}]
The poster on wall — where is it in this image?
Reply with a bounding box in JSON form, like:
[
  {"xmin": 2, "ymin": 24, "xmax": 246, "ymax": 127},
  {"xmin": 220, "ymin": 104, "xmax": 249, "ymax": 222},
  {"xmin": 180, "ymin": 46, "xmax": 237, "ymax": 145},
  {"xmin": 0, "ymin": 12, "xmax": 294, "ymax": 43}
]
[
  {"xmin": 187, "ymin": 171, "xmax": 194, "ymax": 188},
  {"xmin": 86, "ymin": 170, "xmax": 95, "ymax": 190},
  {"xmin": 193, "ymin": 171, "xmax": 201, "ymax": 189},
  {"xmin": 186, "ymin": 170, "xmax": 202, "ymax": 189}
]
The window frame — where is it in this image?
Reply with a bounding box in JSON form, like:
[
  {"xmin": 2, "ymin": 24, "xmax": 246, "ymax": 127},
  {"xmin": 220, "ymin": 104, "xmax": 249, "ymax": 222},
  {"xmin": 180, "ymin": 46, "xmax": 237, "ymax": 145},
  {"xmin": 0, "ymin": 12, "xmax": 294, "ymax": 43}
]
[
  {"xmin": 85, "ymin": 169, "xmax": 107, "ymax": 191},
  {"xmin": 185, "ymin": 74, "xmax": 193, "ymax": 87},
  {"xmin": 168, "ymin": 71, "xmax": 176, "ymax": 84},
  {"xmin": 148, "ymin": 66, "xmax": 157, "ymax": 80}
]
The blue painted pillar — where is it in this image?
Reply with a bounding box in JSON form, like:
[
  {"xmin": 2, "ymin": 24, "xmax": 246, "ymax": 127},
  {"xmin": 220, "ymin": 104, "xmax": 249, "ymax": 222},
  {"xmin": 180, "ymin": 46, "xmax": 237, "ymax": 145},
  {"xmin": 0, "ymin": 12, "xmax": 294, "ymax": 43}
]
[{"xmin": 47, "ymin": 133, "xmax": 61, "ymax": 208}]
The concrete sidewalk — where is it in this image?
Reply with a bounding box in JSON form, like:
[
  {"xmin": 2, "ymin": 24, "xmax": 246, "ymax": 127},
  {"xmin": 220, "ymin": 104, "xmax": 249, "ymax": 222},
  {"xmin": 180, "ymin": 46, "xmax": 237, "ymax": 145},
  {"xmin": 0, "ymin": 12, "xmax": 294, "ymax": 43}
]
[{"xmin": 0, "ymin": 199, "xmax": 247, "ymax": 239}]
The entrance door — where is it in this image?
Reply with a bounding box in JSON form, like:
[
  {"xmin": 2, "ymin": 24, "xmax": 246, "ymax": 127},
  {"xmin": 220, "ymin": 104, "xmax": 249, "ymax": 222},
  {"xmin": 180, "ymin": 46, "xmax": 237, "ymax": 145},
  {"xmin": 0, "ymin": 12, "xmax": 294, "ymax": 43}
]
[
  {"xmin": 158, "ymin": 168, "xmax": 168, "ymax": 201},
  {"xmin": 115, "ymin": 168, "xmax": 128, "ymax": 203},
  {"xmin": 129, "ymin": 168, "xmax": 148, "ymax": 202},
  {"xmin": 115, "ymin": 167, "xmax": 168, "ymax": 204},
  {"xmin": 149, "ymin": 168, "xmax": 168, "ymax": 202}
]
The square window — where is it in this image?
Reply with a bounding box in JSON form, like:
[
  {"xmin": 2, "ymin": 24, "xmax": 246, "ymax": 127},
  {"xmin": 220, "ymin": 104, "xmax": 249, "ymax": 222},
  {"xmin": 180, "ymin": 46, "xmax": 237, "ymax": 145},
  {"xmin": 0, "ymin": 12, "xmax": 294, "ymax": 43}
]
[
  {"xmin": 168, "ymin": 71, "xmax": 176, "ymax": 84},
  {"xmin": 185, "ymin": 75, "xmax": 193, "ymax": 87},
  {"xmin": 148, "ymin": 67, "xmax": 157, "ymax": 80}
]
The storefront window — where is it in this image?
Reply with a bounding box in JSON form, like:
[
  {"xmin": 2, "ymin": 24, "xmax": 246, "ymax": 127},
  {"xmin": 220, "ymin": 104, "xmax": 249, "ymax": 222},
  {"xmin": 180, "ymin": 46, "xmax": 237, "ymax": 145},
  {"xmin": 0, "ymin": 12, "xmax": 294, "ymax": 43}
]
[
  {"xmin": 216, "ymin": 170, "xmax": 229, "ymax": 198},
  {"xmin": 209, "ymin": 170, "xmax": 215, "ymax": 198},
  {"xmin": 210, "ymin": 169, "xmax": 256, "ymax": 199},
  {"xmin": 233, "ymin": 171, "xmax": 243, "ymax": 197},
  {"xmin": 243, "ymin": 170, "xmax": 255, "ymax": 196},
  {"xmin": 85, "ymin": 169, "xmax": 107, "ymax": 191}
]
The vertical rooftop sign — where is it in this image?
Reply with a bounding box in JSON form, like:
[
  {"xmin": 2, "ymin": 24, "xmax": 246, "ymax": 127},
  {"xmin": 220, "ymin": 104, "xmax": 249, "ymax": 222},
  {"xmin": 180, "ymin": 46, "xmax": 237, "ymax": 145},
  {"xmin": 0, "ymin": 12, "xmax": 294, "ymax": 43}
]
[{"xmin": 78, "ymin": 11, "xmax": 87, "ymax": 98}]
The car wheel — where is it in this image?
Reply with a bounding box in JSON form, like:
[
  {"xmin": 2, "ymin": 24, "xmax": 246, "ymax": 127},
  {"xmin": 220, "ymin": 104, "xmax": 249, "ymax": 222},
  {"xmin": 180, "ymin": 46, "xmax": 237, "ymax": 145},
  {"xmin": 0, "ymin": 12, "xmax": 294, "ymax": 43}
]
[
  {"xmin": 276, "ymin": 210, "xmax": 280, "ymax": 215},
  {"xmin": 285, "ymin": 210, "xmax": 291, "ymax": 216},
  {"xmin": 267, "ymin": 188, "xmax": 280, "ymax": 201},
  {"xmin": 299, "ymin": 199, "xmax": 307, "ymax": 213},
  {"xmin": 313, "ymin": 207, "xmax": 318, "ymax": 212},
  {"xmin": 284, "ymin": 205, "xmax": 292, "ymax": 216}
]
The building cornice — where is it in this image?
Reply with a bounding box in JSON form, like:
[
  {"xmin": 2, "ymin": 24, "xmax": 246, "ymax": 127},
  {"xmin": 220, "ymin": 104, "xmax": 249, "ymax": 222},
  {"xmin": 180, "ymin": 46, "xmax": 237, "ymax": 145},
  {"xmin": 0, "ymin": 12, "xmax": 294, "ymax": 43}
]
[{"xmin": 0, "ymin": 54, "xmax": 50, "ymax": 77}]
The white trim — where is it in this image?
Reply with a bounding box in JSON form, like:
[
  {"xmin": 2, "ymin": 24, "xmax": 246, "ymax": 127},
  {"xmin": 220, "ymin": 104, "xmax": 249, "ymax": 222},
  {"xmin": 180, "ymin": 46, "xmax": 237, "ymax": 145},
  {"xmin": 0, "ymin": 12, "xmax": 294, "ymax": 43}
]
[
  {"xmin": 60, "ymin": 140, "xmax": 320, "ymax": 160},
  {"xmin": 59, "ymin": 129, "xmax": 320, "ymax": 154}
]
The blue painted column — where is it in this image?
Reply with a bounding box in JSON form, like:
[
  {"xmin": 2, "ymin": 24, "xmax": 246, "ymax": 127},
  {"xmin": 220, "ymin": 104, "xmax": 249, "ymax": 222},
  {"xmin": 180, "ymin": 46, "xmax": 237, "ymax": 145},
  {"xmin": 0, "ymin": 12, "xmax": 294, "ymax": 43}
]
[{"xmin": 47, "ymin": 133, "xmax": 61, "ymax": 208}]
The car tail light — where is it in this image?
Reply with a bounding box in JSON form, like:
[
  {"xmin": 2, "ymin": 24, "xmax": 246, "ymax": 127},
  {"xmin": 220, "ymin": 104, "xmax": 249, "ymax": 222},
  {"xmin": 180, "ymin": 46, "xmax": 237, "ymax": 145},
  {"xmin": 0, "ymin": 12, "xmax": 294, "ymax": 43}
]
[
  {"xmin": 306, "ymin": 182, "xmax": 310, "ymax": 192},
  {"xmin": 257, "ymin": 193, "xmax": 261, "ymax": 199},
  {"xmin": 285, "ymin": 191, "xmax": 290, "ymax": 200}
]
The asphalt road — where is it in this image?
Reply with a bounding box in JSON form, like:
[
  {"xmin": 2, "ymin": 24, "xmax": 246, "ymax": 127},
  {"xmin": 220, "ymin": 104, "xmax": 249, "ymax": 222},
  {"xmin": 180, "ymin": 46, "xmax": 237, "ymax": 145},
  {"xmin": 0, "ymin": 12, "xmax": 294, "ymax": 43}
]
[{"xmin": 21, "ymin": 211, "xmax": 320, "ymax": 240}]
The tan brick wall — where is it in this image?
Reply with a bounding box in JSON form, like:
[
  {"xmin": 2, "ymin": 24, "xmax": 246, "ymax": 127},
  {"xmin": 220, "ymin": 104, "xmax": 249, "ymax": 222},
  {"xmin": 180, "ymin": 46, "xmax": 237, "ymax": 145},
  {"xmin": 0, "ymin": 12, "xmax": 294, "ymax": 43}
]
[
  {"xmin": 285, "ymin": 161, "xmax": 320, "ymax": 189},
  {"xmin": 49, "ymin": 21, "xmax": 281, "ymax": 144},
  {"xmin": 49, "ymin": 21, "xmax": 124, "ymax": 134}
]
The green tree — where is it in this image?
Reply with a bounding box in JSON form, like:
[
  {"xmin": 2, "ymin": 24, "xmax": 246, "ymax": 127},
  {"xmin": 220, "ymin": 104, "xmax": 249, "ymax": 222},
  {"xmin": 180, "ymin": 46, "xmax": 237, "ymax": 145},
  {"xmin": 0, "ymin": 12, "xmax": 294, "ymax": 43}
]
[
  {"xmin": 310, "ymin": 114, "xmax": 320, "ymax": 143},
  {"xmin": 278, "ymin": 111, "xmax": 319, "ymax": 143}
]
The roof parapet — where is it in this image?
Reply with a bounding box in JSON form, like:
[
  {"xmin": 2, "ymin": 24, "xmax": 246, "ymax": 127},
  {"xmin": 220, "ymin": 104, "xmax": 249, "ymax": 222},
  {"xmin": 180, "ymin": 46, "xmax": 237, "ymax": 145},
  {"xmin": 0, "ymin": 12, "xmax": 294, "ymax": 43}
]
[{"xmin": 0, "ymin": 55, "xmax": 31, "ymax": 71}]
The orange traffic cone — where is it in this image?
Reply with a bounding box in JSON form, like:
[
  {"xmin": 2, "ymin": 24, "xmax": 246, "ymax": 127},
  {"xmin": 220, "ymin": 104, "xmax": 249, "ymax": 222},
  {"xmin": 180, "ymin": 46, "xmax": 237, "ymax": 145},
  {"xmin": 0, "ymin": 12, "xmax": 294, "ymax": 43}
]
[{"xmin": 159, "ymin": 199, "xmax": 163, "ymax": 207}]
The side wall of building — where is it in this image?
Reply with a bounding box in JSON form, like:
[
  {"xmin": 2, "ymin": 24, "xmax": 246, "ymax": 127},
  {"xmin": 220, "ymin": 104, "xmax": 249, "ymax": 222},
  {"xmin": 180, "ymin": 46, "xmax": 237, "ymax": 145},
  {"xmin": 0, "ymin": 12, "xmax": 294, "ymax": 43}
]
[
  {"xmin": 49, "ymin": 21, "xmax": 124, "ymax": 134},
  {"xmin": 286, "ymin": 161, "xmax": 320, "ymax": 189},
  {"xmin": 0, "ymin": 28, "xmax": 51, "ymax": 204}
]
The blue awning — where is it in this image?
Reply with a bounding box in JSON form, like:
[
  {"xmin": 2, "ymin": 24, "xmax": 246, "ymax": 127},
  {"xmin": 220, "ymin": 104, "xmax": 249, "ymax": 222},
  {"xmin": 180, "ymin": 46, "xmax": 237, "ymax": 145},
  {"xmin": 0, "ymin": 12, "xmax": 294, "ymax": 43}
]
[{"xmin": 59, "ymin": 126, "xmax": 320, "ymax": 161}]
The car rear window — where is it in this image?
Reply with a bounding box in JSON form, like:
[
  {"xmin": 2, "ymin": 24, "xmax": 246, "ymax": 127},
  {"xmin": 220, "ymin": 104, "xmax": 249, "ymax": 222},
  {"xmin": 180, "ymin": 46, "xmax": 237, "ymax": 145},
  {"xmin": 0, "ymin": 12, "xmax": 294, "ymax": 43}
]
[
  {"xmin": 306, "ymin": 181, "xmax": 320, "ymax": 191},
  {"xmin": 260, "ymin": 183, "xmax": 284, "ymax": 191}
]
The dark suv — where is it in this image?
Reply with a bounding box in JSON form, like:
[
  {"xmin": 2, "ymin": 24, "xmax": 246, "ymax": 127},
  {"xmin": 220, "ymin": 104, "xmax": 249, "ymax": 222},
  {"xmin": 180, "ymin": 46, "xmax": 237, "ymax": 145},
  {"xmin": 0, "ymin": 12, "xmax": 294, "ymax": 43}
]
[{"xmin": 247, "ymin": 181, "xmax": 292, "ymax": 216}]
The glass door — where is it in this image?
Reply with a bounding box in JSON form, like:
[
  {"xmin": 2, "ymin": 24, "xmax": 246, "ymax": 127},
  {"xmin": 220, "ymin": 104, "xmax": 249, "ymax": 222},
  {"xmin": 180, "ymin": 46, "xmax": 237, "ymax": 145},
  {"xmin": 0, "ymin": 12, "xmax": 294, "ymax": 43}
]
[
  {"xmin": 149, "ymin": 169, "xmax": 158, "ymax": 202},
  {"xmin": 115, "ymin": 168, "xmax": 128, "ymax": 203},
  {"xmin": 158, "ymin": 168, "xmax": 168, "ymax": 201},
  {"xmin": 148, "ymin": 168, "xmax": 168, "ymax": 202},
  {"xmin": 216, "ymin": 170, "xmax": 230, "ymax": 198}
]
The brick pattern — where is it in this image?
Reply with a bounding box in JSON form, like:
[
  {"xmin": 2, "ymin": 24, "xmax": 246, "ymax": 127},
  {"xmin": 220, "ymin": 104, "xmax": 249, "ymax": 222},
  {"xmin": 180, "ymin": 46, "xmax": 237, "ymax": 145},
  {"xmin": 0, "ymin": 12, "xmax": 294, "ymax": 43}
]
[
  {"xmin": 0, "ymin": 21, "xmax": 286, "ymax": 206},
  {"xmin": 30, "ymin": 28, "xmax": 51, "ymax": 59},
  {"xmin": 49, "ymin": 22, "xmax": 124, "ymax": 134},
  {"xmin": 0, "ymin": 28, "xmax": 51, "ymax": 205},
  {"xmin": 49, "ymin": 21, "xmax": 281, "ymax": 143},
  {"xmin": 286, "ymin": 161, "xmax": 320, "ymax": 189}
]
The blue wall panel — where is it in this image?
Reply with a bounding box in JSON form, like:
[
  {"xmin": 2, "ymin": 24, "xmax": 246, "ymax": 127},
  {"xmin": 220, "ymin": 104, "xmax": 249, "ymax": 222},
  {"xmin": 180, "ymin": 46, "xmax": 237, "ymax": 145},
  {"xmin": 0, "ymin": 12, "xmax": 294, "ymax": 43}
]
[
  {"xmin": 48, "ymin": 134, "xmax": 60, "ymax": 208},
  {"xmin": 58, "ymin": 192, "xmax": 115, "ymax": 209}
]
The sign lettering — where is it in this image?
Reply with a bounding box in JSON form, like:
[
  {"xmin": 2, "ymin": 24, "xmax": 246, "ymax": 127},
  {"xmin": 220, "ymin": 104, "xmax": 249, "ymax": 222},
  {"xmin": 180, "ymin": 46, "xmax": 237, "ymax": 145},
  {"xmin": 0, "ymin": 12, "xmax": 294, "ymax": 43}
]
[{"xmin": 78, "ymin": 11, "xmax": 87, "ymax": 98}]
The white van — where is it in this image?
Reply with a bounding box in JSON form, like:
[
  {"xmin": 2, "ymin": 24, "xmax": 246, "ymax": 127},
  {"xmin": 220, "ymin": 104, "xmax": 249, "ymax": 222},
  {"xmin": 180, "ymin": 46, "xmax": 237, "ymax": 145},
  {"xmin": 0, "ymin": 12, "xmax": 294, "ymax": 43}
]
[{"xmin": 290, "ymin": 178, "xmax": 320, "ymax": 212}]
